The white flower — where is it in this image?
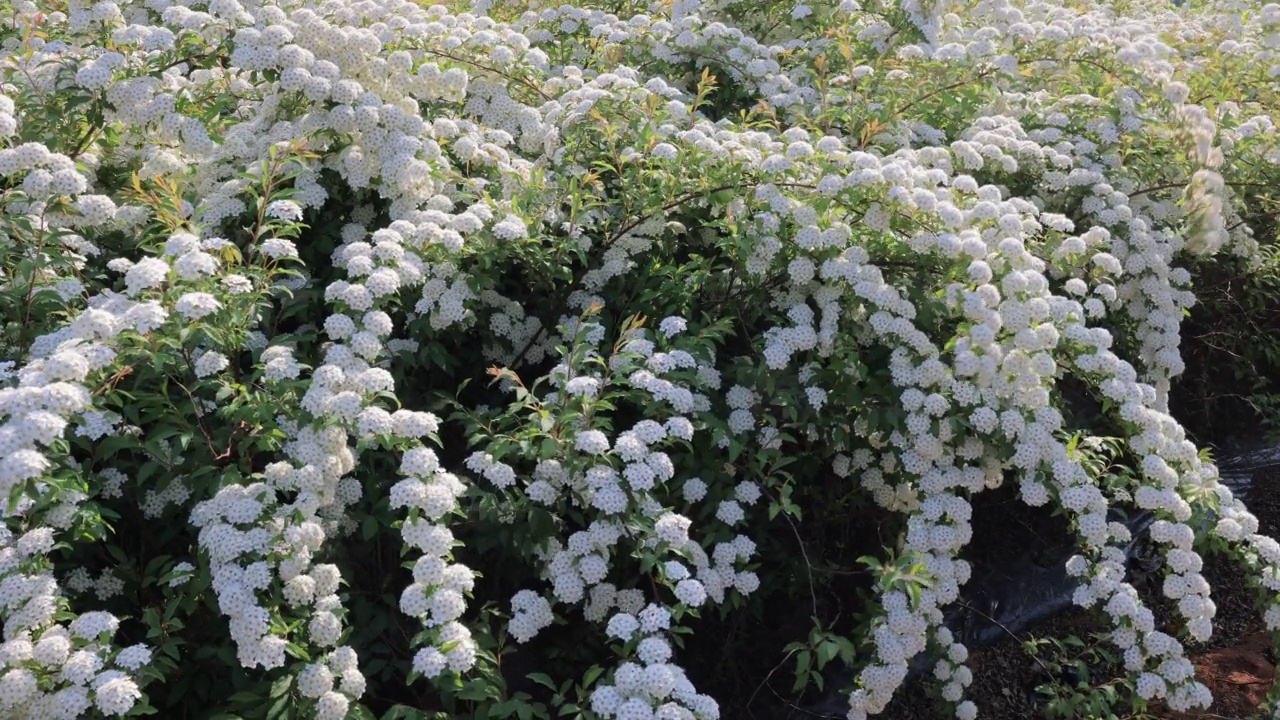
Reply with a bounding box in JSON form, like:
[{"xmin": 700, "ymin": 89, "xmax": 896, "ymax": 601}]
[
  {"xmin": 673, "ymin": 579, "xmax": 707, "ymax": 607},
  {"xmin": 124, "ymin": 257, "xmax": 169, "ymax": 296},
  {"xmin": 92, "ymin": 671, "xmax": 141, "ymax": 716},
  {"xmin": 574, "ymin": 430, "xmax": 610, "ymax": 455},
  {"xmin": 260, "ymin": 237, "xmax": 299, "ymax": 258},
  {"xmin": 658, "ymin": 316, "xmax": 687, "ymax": 337},
  {"xmin": 194, "ymin": 351, "xmax": 229, "ymax": 378},
  {"xmin": 114, "ymin": 645, "xmax": 152, "ymax": 671},
  {"xmin": 492, "ymin": 214, "xmax": 528, "ymax": 240},
  {"xmin": 221, "ymin": 275, "xmax": 253, "ymax": 294},
  {"xmin": 564, "ymin": 376, "xmax": 601, "ymax": 398},
  {"xmin": 265, "ymin": 200, "xmax": 303, "ymax": 221},
  {"xmin": 606, "ymin": 613, "xmax": 639, "ymax": 641},
  {"xmin": 175, "ymin": 293, "xmax": 222, "ymax": 320}
]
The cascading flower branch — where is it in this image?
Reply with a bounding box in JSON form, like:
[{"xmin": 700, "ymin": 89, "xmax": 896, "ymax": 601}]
[
  {"xmin": 454, "ymin": 313, "xmax": 754, "ymax": 719},
  {"xmin": 0, "ymin": 139, "xmax": 160, "ymax": 716}
]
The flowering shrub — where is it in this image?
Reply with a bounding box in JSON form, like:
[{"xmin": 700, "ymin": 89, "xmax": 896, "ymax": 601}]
[{"xmin": 2, "ymin": 0, "xmax": 1280, "ymax": 717}]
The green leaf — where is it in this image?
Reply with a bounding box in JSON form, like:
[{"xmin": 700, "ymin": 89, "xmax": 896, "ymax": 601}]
[
  {"xmin": 527, "ymin": 673, "xmax": 557, "ymax": 691},
  {"xmin": 269, "ymin": 674, "xmax": 293, "ymax": 699},
  {"xmin": 581, "ymin": 665, "xmax": 604, "ymax": 689},
  {"xmin": 792, "ymin": 650, "xmax": 812, "ymax": 693},
  {"xmin": 817, "ymin": 640, "xmax": 838, "ymax": 667},
  {"xmin": 265, "ymin": 694, "xmax": 290, "ymax": 720}
]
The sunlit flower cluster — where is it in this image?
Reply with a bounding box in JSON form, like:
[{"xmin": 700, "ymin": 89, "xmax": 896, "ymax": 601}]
[{"xmin": 3, "ymin": 0, "xmax": 1280, "ymax": 717}]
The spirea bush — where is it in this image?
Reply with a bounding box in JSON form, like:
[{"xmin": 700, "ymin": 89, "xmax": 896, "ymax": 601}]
[{"xmin": 3, "ymin": 0, "xmax": 1280, "ymax": 717}]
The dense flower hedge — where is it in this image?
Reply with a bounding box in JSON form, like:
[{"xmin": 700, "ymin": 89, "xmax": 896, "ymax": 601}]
[{"xmin": 1, "ymin": 0, "xmax": 1280, "ymax": 717}]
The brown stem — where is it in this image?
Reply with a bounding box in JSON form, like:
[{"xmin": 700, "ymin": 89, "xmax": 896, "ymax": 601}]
[
  {"xmin": 19, "ymin": 207, "xmax": 49, "ymax": 352},
  {"xmin": 894, "ymin": 70, "xmax": 995, "ymax": 118},
  {"xmin": 67, "ymin": 122, "xmax": 102, "ymax": 160},
  {"xmin": 1228, "ymin": 205, "xmax": 1280, "ymax": 232},
  {"xmin": 780, "ymin": 500, "xmax": 819, "ymax": 618},
  {"xmin": 955, "ymin": 600, "xmax": 1056, "ymax": 678},
  {"xmin": 419, "ymin": 48, "xmax": 552, "ymax": 102},
  {"xmin": 176, "ymin": 351, "xmax": 230, "ymax": 462},
  {"xmin": 746, "ymin": 647, "xmax": 799, "ymax": 715},
  {"xmin": 1129, "ymin": 181, "xmax": 1186, "ymax": 198}
]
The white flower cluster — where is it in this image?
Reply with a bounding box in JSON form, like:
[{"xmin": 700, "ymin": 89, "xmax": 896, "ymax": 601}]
[
  {"xmin": 478, "ymin": 291, "xmax": 552, "ymax": 367},
  {"xmin": 0, "ymin": 563, "xmax": 148, "ymax": 717},
  {"xmin": 135, "ymin": 210, "xmax": 372, "ymax": 701},
  {"xmin": 295, "ymin": 647, "xmax": 365, "ymax": 720},
  {"xmin": 521, "ymin": 4, "xmax": 1266, "ymax": 716},
  {"xmin": 189, "ymin": 484, "xmax": 294, "ymax": 670},
  {"xmin": 590, "ymin": 605, "xmax": 719, "ymax": 720},
  {"xmin": 536, "ymin": 355, "xmax": 741, "ymax": 604},
  {"xmin": 509, "ymin": 590, "xmax": 554, "ymax": 643},
  {"xmin": 514, "ymin": 1, "xmax": 805, "ymax": 112}
]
